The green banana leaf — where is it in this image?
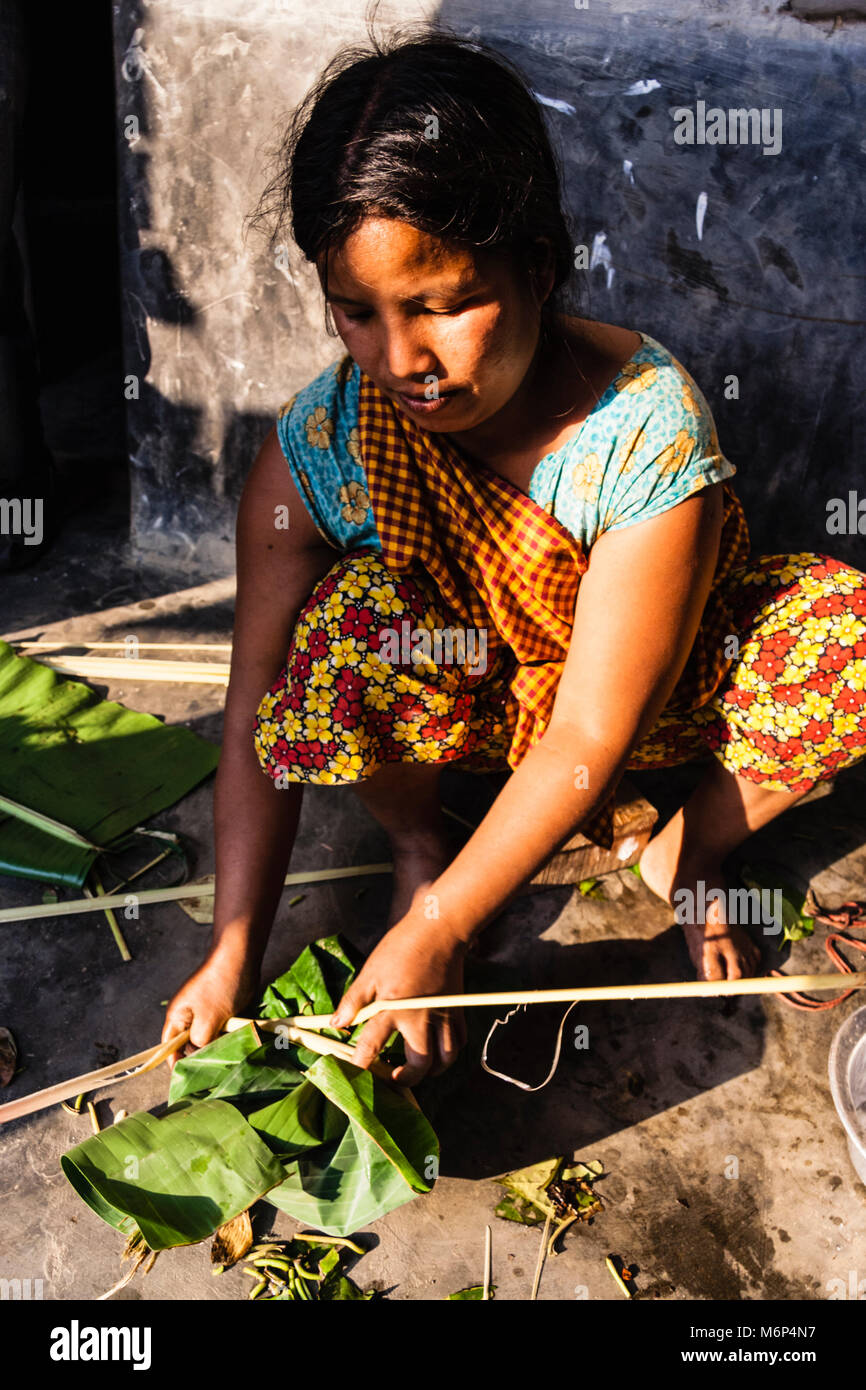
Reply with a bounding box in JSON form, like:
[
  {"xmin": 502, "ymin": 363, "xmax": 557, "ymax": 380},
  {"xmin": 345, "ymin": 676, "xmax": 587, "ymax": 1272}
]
[
  {"xmin": 0, "ymin": 639, "xmax": 219, "ymax": 886},
  {"xmin": 61, "ymin": 936, "xmax": 439, "ymax": 1248}
]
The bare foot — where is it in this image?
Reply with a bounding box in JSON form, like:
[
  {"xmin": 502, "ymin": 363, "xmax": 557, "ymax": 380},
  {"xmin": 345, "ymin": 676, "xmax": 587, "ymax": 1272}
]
[
  {"xmin": 387, "ymin": 831, "xmax": 453, "ymax": 926},
  {"xmin": 639, "ymin": 839, "xmax": 762, "ymax": 982}
]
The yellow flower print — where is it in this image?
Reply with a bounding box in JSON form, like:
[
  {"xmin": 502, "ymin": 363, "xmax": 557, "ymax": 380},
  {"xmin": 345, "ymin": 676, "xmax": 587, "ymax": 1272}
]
[
  {"xmin": 393, "ymin": 672, "xmax": 421, "ymax": 696},
  {"xmin": 655, "ymin": 429, "xmax": 695, "ymax": 476},
  {"xmin": 833, "ymin": 711, "xmax": 859, "ymax": 738},
  {"xmin": 329, "ymin": 636, "xmax": 360, "ymax": 665},
  {"xmin": 571, "ymin": 452, "xmax": 605, "ymax": 502},
  {"xmin": 322, "ymin": 595, "xmax": 346, "ymax": 623},
  {"xmin": 357, "ymin": 655, "xmax": 390, "ymax": 682},
  {"xmin": 346, "ymin": 427, "xmax": 361, "ymax": 463},
  {"xmin": 305, "ymin": 405, "xmax": 334, "ymax": 449},
  {"xmin": 278, "ymin": 393, "xmax": 297, "ymax": 421},
  {"xmin": 801, "ymin": 688, "xmax": 831, "ymax": 720},
  {"xmin": 392, "ymin": 719, "xmax": 422, "ymax": 741},
  {"xmin": 306, "ymin": 687, "xmax": 335, "ymax": 717},
  {"xmin": 366, "ymin": 686, "xmax": 396, "ymax": 711},
  {"xmin": 339, "ymin": 479, "xmax": 371, "ymax": 525},
  {"xmin": 331, "ymin": 749, "xmax": 365, "ymax": 776},
  {"xmin": 310, "ymin": 658, "xmax": 335, "ymax": 688},
  {"xmin": 303, "ymin": 713, "xmax": 332, "ymax": 740},
  {"xmin": 680, "ymin": 379, "xmax": 700, "ymax": 416},
  {"xmin": 835, "ymin": 612, "xmax": 862, "ymax": 647},
  {"xmin": 257, "ymin": 720, "xmax": 279, "ymax": 748},
  {"xmin": 367, "ymin": 582, "xmax": 397, "ymax": 605},
  {"xmin": 282, "ymin": 712, "xmax": 303, "ymax": 741},
  {"xmin": 617, "ymin": 427, "xmax": 647, "ymax": 473},
  {"xmin": 615, "ymin": 361, "xmax": 658, "ymax": 394}
]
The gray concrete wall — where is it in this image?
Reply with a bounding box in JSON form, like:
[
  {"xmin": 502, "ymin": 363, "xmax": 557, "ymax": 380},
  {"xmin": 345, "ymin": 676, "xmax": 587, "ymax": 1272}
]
[{"xmin": 111, "ymin": 1, "xmax": 866, "ymax": 575}]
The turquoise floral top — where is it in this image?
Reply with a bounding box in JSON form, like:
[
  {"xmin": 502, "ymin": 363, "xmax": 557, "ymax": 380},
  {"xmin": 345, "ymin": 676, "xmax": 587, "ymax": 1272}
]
[{"xmin": 275, "ymin": 331, "xmax": 736, "ymax": 552}]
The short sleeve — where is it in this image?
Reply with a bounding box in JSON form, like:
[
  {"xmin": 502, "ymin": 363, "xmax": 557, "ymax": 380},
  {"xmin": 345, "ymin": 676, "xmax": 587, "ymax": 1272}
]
[
  {"xmin": 599, "ymin": 355, "xmax": 736, "ymax": 535},
  {"xmin": 275, "ymin": 354, "xmax": 380, "ymax": 552}
]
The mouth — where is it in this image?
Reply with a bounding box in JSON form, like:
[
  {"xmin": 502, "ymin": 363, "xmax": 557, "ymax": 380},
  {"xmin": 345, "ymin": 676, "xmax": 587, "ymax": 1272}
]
[{"xmin": 392, "ymin": 387, "xmax": 459, "ymax": 415}]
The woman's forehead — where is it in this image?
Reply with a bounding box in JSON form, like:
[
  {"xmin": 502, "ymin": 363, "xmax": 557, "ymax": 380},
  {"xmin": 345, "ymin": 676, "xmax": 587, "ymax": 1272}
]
[{"xmin": 325, "ymin": 217, "xmax": 490, "ymax": 297}]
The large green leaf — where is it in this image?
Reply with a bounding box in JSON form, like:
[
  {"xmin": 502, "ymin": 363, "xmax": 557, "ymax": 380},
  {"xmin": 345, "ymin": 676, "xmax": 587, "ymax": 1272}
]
[
  {"xmin": 62, "ymin": 936, "xmax": 439, "ymax": 1244},
  {"xmin": 0, "ymin": 639, "xmax": 219, "ymax": 885},
  {"xmin": 61, "ymin": 1098, "xmax": 288, "ymax": 1251}
]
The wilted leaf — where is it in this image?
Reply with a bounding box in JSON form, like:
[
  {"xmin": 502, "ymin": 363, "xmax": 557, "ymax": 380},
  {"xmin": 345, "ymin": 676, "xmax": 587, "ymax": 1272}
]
[
  {"xmin": 211, "ymin": 1209, "xmax": 253, "ymax": 1268},
  {"xmin": 447, "ymin": 1284, "xmax": 496, "ymax": 1300},
  {"xmin": 496, "ymin": 1157, "xmax": 562, "ymax": 1222}
]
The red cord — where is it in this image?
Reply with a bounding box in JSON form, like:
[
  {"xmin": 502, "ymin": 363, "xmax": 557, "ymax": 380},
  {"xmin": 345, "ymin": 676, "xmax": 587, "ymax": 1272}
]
[{"xmin": 771, "ymin": 900, "xmax": 866, "ymax": 1011}]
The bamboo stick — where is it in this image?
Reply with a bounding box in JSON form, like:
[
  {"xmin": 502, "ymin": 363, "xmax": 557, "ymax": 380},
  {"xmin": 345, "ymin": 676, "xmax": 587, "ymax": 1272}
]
[
  {"xmin": 5, "ymin": 972, "xmax": 863, "ymax": 1126},
  {"xmin": 0, "ymin": 1013, "xmax": 404, "ymax": 1126},
  {"xmin": 0, "ymin": 1030, "xmax": 191, "ymax": 1124},
  {"xmin": 24, "ymin": 656, "xmax": 230, "ymax": 685},
  {"xmin": 0, "ymin": 863, "xmax": 393, "ymax": 924},
  {"xmin": 12, "ymin": 642, "xmax": 232, "ymax": 653},
  {"xmin": 222, "ymin": 1017, "xmax": 395, "ymax": 1082},
  {"xmin": 482, "ymin": 1225, "xmax": 492, "ymax": 1302},
  {"xmin": 274, "ymin": 971, "xmax": 866, "ymax": 1032}
]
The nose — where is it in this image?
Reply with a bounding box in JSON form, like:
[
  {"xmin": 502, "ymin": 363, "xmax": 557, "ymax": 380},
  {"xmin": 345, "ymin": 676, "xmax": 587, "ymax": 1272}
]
[{"xmin": 378, "ymin": 315, "xmax": 439, "ymax": 386}]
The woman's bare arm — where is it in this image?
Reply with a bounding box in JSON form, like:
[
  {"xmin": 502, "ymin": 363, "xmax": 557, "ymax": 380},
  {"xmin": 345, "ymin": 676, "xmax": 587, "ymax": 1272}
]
[
  {"xmin": 333, "ymin": 483, "xmax": 725, "ymax": 1080},
  {"xmin": 162, "ymin": 425, "xmax": 336, "ymax": 1059}
]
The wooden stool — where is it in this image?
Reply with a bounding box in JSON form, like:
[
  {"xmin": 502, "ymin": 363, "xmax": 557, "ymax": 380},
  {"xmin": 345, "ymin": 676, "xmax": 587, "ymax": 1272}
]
[
  {"xmin": 530, "ymin": 777, "xmax": 658, "ymax": 887},
  {"xmin": 528, "ymin": 774, "xmax": 836, "ymax": 889}
]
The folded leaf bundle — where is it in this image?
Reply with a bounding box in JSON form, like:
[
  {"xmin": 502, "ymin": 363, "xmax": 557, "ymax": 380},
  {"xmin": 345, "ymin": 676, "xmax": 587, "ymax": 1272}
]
[
  {"xmin": 0, "ymin": 640, "xmax": 219, "ymax": 885},
  {"xmin": 61, "ymin": 937, "xmax": 438, "ymax": 1248}
]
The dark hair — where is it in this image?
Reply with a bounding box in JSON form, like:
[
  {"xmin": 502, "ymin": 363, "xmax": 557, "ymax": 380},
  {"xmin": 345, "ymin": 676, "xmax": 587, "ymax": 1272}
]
[{"xmin": 246, "ymin": 28, "xmax": 576, "ymax": 319}]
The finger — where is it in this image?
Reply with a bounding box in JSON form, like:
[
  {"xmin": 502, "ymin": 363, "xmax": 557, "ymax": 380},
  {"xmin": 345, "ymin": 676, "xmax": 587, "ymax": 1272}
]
[
  {"xmin": 162, "ymin": 1005, "xmax": 192, "ymax": 1069},
  {"xmin": 429, "ymin": 1010, "xmax": 462, "ymax": 1075},
  {"xmin": 390, "ymin": 1017, "xmax": 433, "ymax": 1086},
  {"xmin": 350, "ymin": 1014, "xmax": 394, "ymax": 1070},
  {"xmin": 189, "ymin": 1010, "xmax": 223, "ymax": 1052},
  {"xmin": 331, "ymin": 976, "xmax": 373, "ymax": 1031},
  {"xmin": 391, "ymin": 1040, "xmax": 433, "ymax": 1087}
]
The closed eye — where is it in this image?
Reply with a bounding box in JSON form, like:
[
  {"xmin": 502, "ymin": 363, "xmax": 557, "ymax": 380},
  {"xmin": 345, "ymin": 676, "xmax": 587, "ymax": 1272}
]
[{"xmin": 339, "ymin": 299, "xmax": 476, "ymax": 322}]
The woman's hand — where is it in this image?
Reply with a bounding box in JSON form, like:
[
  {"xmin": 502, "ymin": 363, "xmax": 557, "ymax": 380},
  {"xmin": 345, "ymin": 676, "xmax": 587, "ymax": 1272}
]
[
  {"xmin": 161, "ymin": 946, "xmax": 259, "ymax": 1067},
  {"xmin": 331, "ymin": 909, "xmax": 468, "ymax": 1085}
]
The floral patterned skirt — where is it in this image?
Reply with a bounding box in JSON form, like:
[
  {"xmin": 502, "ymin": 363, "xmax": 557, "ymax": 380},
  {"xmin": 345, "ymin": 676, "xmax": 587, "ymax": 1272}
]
[{"xmin": 252, "ymin": 549, "xmax": 866, "ymax": 797}]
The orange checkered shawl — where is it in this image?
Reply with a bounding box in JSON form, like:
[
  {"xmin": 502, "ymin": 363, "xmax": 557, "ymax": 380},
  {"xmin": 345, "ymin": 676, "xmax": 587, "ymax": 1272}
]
[{"xmin": 358, "ymin": 371, "xmax": 750, "ymax": 850}]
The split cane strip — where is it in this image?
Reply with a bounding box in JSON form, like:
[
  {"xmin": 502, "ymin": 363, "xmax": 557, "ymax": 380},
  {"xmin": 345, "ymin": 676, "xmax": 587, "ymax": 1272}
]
[
  {"xmin": 0, "ymin": 1019, "xmax": 397, "ymax": 1125},
  {"xmin": 2, "ymin": 971, "xmax": 864, "ymax": 1126},
  {"xmin": 264, "ymin": 970, "xmax": 866, "ymax": 1032}
]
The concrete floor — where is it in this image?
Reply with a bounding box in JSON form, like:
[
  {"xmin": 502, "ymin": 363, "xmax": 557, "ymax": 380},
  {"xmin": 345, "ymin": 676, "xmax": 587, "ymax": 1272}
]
[{"xmin": 1, "ymin": 492, "xmax": 865, "ymax": 1302}]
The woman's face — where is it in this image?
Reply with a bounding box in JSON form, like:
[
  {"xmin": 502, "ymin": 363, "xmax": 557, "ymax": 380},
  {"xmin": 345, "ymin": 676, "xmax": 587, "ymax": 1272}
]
[{"xmin": 323, "ymin": 216, "xmax": 551, "ymax": 434}]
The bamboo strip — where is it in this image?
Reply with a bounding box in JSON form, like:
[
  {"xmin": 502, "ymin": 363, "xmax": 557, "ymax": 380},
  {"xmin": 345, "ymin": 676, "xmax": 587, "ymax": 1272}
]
[
  {"xmin": 0, "ymin": 792, "xmax": 101, "ymax": 851},
  {"xmin": 26, "ymin": 656, "xmax": 230, "ymax": 685},
  {"xmin": 482, "ymin": 1225, "xmax": 492, "ymax": 1302},
  {"xmin": 0, "ymin": 1030, "xmax": 191, "ymax": 1124},
  {"xmin": 275, "ymin": 971, "xmax": 866, "ymax": 1031},
  {"xmin": 0, "ymin": 1013, "xmax": 403, "ymax": 1125},
  {"xmin": 12, "ymin": 642, "xmax": 232, "ymax": 653},
  {"xmin": 0, "ymin": 863, "xmax": 393, "ymax": 924},
  {"xmin": 223, "ymin": 1017, "xmax": 395, "ymax": 1081}
]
